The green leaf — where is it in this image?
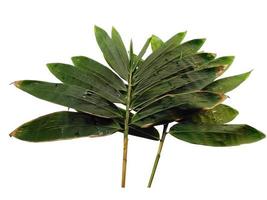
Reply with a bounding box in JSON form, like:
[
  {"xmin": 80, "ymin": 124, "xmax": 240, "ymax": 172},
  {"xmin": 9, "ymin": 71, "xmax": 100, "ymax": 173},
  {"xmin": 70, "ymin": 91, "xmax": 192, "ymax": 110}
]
[
  {"xmin": 200, "ymin": 56, "xmax": 235, "ymax": 70},
  {"xmin": 133, "ymin": 52, "xmax": 216, "ymax": 94},
  {"xmin": 14, "ymin": 80, "xmax": 122, "ymax": 118},
  {"xmin": 132, "ymin": 37, "xmax": 152, "ymax": 70},
  {"xmin": 129, "ymin": 39, "xmax": 134, "ymax": 68},
  {"xmin": 181, "ymin": 104, "xmax": 239, "ymax": 124},
  {"xmin": 136, "ymin": 39, "xmax": 208, "ymax": 88},
  {"xmin": 131, "ymin": 107, "xmax": 195, "ymax": 128},
  {"xmin": 204, "ymin": 71, "xmax": 251, "ymax": 93},
  {"xmin": 133, "ymin": 67, "xmax": 225, "ymax": 111},
  {"xmin": 71, "ymin": 56, "xmax": 126, "ymax": 91},
  {"xmin": 111, "ymin": 27, "xmax": 129, "ymax": 70},
  {"xmin": 151, "ymin": 35, "xmax": 164, "ymax": 52},
  {"xmin": 131, "ymin": 91, "xmax": 226, "ymax": 127},
  {"xmin": 10, "ymin": 111, "xmax": 121, "ymax": 142},
  {"xmin": 134, "ymin": 31, "xmax": 187, "ymax": 82},
  {"xmin": 47, "ymin": 63, "xmax": 124, "ymax": 103},
  {"xmin": 169, "ymin": 124, "xmax": 265, "ymax": 146},
  {"xmin": 128, "ymin": 125, "xmax": 159, "ymax": 140},
  {"xmin": 94, "ymin": 26, "xmax": 128, "ymax": 80},
  {"xmin": 132, "ymin": 66, "xmax": 224, "ymax": 109}
]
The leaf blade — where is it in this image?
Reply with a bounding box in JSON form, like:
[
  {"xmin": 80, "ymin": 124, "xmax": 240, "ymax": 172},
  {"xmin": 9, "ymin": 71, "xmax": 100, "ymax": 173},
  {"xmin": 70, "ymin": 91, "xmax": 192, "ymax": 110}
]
[
  {"xmin": 134, "ymin": 38, "xmax": 208, "ymax": 90},
  {"xmin": 111, "ymin": 27, "xmax": 129, "ymax": 70},
  {"xmin": 10, "ymin": 111, "xmax": 121, "ymax": 142},
  {"xmin": 133, "ymin": 52, "xmax": 216, "ymax": 94},
  {"xmin": 14, "ymin": 80, "xmax": 122, "ymax": 118},
  {"xmin": 94, "ymin": 26, "xmax": 128, "ymax": 80},
  {"xmin": 181, "ymin": 104, "xmax": 239, "ymax": 124},
  {"xmin": 151, "ymin": 35, "xmax": 164, "ymax": 52},
  {"xmin": 47, "ymin": 63, "xmax": 124, "ymax": 103},
  {"xmin": 169, "ymin": 124, "xmax": 265, "ymax": 146},
  {"xmin": 134, "ymin": 31, "xmax": 187, "ymax": 81},
  {"xmin": 204, "ymin": 71, "xmax": 251, "ymax": 93},
  {"xmin": 132, "ymin": 66, "xmax": 223, "ymax": 109},
  {"xmin": 71, "ymin": 56, "xmax": 126, "ymax": 91},
  {"xmin": 131, "ymin": 91, "xmax": 226, "ymax": 127},
  {"xmin": 128, "ymin": 125, "xmax": 159, "ymax": 140}
]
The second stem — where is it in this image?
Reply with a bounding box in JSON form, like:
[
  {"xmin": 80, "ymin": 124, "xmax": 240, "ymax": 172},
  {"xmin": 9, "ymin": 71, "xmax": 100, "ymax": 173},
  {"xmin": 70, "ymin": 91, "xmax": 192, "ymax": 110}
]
[{"xmin": 147, "ymin": 123, "xmax": 168, "ymax": 188}]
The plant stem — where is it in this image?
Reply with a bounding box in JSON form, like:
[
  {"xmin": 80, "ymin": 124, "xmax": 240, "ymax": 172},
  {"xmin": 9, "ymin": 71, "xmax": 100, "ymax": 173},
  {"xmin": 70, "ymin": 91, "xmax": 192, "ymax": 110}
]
[
  {"xmin": 121, "ymin": 72, "xmax": 132, "ymax": 188},
  {"xmin": 147, "ymin": 123, "xmax": 168, "ymax": 188}
]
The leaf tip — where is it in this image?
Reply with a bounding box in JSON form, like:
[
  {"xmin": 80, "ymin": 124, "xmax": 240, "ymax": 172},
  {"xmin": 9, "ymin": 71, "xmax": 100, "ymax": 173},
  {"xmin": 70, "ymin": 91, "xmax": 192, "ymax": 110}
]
[
  {"xmin": 210, "ymin": 53, "xmax": 217, "ymax": 58},
  {"xmin": 46, "ymin": 63, "xmax": 55, "ymax": 71},
  {"xmin": 111, "ymin": 26, "xmax": 117, "ymax": 33},
  {"xmin": 94, "ymin": 25, "xmax": 103, "ymax": 34},
  {"xmin": 216, "ymin": 66, "xmax": 227, "ymax": 76},
  {"xmin": 221, "ymin": 94, "xmax": 228, "ymax": 101},
  {"xmin": 71, "ymin": 56, "xmax": 78, "ymax": 63},
  {"xmin": 13, "ymin": 81, "xmax": 22, "ymax": 88},
  {"xmin": 9, "ymin": 128, "xmax": 18, "ymax": 138},
  {"xmin": 245, "ymin": 70, "xmax": 253, "ymax": 78},
  {"xmin": 199, "ymin": 38, "xmax": 207, "ymax": 44},
  {"xmin": 225, "ymin": 56, "xmax": 235, "ymax": 66},
  {"xmin": 94, "ymin": 25, "xmax": 99, "ymax": 31},
  {"xmin": 179, "ymin": 31, "xmax": 187, "ymax": 38}
]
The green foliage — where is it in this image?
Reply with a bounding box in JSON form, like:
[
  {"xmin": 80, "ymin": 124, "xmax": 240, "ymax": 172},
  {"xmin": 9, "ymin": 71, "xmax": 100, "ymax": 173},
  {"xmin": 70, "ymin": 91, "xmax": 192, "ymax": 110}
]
[
  {"xmin": 10, "ymin": 26, "xmax": 265, "ymax": 187},
  {"xmin": 170, "ymin": 124, "xmax": 265, "ymax": 146},
  {"xmin": 10, "ymin": 111, "xmax": 121, "ymax": 142}
]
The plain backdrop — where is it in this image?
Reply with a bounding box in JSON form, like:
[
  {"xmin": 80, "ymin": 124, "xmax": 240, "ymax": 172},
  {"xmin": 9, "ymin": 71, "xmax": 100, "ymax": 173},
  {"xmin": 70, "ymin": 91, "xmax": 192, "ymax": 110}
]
[{"xmin": 0, "ymin": 0, "xmax": 266, "ymax": 199}]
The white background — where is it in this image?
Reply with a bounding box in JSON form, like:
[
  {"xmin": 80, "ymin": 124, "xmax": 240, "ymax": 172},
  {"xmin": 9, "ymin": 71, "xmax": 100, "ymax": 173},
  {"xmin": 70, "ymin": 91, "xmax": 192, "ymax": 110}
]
[{"xmin": 0, "ymin": 0, "xmax": 267, "ymax": 199}]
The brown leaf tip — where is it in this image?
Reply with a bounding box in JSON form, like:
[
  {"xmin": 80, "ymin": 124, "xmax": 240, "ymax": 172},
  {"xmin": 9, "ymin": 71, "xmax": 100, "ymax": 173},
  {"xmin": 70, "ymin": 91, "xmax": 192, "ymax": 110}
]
[
  {"xmin": 13, "ymin": 81, "xmax": 22, "ymax": 88},
  {"xmin": 216, "ymin": 65, "xmax": 227, "ymax": 76},
  {"xmin": 9, "ymin": 129, "xmax": 17, "ymax": 137}
]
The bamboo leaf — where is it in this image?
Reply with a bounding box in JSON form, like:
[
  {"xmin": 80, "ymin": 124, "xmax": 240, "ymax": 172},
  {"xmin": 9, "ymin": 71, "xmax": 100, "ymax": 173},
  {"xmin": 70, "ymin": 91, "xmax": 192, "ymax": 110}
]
[
  {"xmin": 14, "ymin": 80, "xmax": 122, "ymax": 118},
  {"xmin": 133, "ymin": 52, "xmax": 216, "ymax": 94},
  {"xmin": 71, "ymin": 56, "xmax": 126, "ymax": 91},
  {"xmin": 132, "ymin": 66, "xmax": 224, "ymax": 109},
  {"xmin": 94, "ymin": 26, "xmax": 128, "ymax": 80},
  {"xmin": 9, "ymin": 111, "xmax": 121, "ymax": 142},
  {"xmin": 204, "ymin": 71, "xmax": 251, "ymax": 93},
  {"xmin": 131, "ymin": 92, "xmax": 226, "ymax": 127},
  {"xmin": 47, "ymin": 63, "xmax": 124, "ymax": 103},
  {"xmin": 132, "ymin": 37, "xmax": 152, "ymax": 70},
  {"xmin": 134, "ymin": 31, "xmax": 187, "ymax": 82},
  {"xmin": 129, "ymin": 39, "xmax": 134, "ymax": 68},
  {"xmin": 181, "ymin": 104, "xmax": 239, "ymax": 124},
  {"xmin": 111, "ymin": 27, "xmax": 129, "ymax": 70},
  {"xmin": 169, "ymin": 124, "xmax": 265, "ymax": 146},
  {"xmin": 137, "ymin": 38, "xmax": 206, "ymax": 83},
  {"xmin": 128, "ymin": 125, "xmax": 159, "ymax": 140},
  {"xmin": 151, "ymin": 35, "xmax": 164, "ymax": 52},
  {"xmin": 200, "ymin": 56, "xmax": 235, "ymax": 70},
  {"xmin": 131, "ymin": 107, "xmax": 196, "ymax": 128}
]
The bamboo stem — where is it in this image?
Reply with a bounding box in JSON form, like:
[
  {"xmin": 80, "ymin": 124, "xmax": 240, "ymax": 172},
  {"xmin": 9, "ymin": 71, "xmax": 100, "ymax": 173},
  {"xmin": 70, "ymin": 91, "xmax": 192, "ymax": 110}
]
[
  {"xmin": 121, "ymin": 72, "xmax": 132, "ymax": 188},
  {"xmin": 147, "ymin": 123, "xmax": 168, "ymax": 188}
]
